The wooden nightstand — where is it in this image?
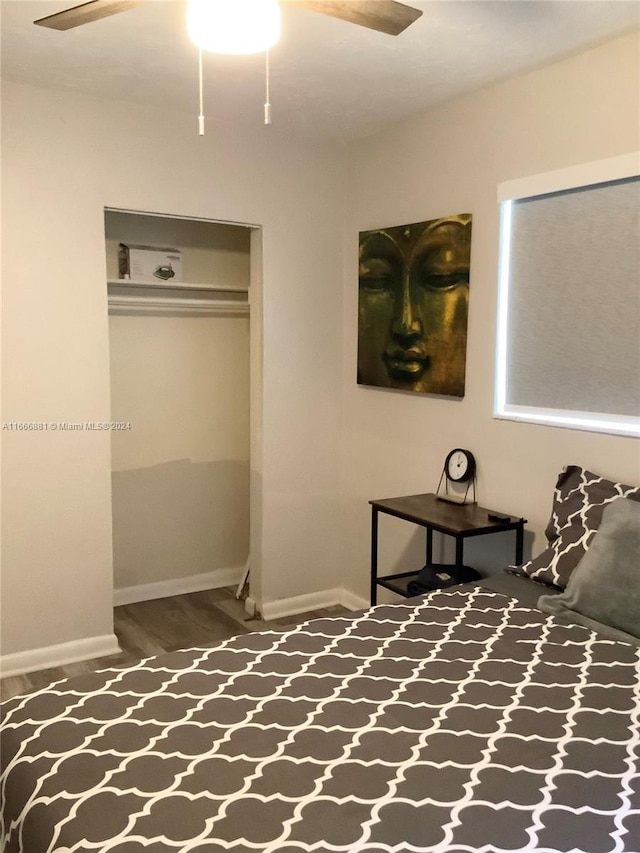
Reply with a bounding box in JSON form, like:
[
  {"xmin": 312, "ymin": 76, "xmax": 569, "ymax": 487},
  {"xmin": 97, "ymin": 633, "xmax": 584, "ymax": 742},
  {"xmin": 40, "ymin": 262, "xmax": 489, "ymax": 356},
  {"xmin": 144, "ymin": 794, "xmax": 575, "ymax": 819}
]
[{"xmin": 370, "ymin": 492, "xmax": 526, "ymax": 605}]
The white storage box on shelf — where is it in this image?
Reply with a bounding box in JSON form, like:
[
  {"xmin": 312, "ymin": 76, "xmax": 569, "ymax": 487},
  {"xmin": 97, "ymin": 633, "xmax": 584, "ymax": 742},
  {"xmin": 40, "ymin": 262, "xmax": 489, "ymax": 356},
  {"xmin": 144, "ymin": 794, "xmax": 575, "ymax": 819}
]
[{"xmin": 118, "ymin": 243, "xmax": 183, "ymax": 285}]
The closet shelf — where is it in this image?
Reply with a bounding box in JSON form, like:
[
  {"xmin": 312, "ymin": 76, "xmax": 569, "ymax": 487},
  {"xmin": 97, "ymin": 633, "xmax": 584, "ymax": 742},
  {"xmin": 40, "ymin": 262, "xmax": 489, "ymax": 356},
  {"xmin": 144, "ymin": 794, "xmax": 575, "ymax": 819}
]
[{"xmin": 107, "ymin": 279, "xmax": 248, "ymax": 293}]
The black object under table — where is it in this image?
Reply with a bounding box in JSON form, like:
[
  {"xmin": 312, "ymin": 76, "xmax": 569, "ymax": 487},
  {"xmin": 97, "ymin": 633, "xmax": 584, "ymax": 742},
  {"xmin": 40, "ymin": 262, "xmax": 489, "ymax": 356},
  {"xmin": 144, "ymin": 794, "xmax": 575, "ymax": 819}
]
[{"xmin": 369, "ymin": 492, "xmax": 526, "ymax": 605}]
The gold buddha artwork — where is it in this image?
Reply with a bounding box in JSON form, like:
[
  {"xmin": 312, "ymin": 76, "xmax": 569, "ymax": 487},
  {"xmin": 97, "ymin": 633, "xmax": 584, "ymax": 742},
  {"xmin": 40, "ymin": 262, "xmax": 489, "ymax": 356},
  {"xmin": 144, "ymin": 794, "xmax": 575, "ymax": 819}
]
[{"xmin": 358, "ymin": 214, "xmax": 472, "ymax": 397}]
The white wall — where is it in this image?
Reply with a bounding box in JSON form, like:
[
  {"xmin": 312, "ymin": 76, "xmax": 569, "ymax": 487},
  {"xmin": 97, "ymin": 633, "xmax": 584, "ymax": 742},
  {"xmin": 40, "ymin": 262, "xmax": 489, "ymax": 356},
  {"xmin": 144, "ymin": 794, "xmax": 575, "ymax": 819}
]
[
  {"xmin": 109, "ymin": 312, "xmax": 250, "ymax": 591},
  {"xmin": 1, "ymin": 82, "xmax": 346, "ymax": 660},
  {"xmin": 341, "ymin": 31, "xmax": 640, "ymax": 600}
]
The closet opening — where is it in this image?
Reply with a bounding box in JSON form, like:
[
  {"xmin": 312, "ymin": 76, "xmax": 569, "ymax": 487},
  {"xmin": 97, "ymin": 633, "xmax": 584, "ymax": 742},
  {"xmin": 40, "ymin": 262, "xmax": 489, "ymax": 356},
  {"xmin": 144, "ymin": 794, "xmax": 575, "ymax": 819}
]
[{"xmin": 104, "ymin": 207, "xmax": 255, "ymax": 617}]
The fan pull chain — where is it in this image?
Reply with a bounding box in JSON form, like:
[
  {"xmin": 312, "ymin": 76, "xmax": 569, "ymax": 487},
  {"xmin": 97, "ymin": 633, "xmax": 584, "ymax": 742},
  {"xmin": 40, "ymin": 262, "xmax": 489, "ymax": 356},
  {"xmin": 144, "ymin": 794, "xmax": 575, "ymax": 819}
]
[
  {"xmin": 264, "ymin": 48, "xmax": 272, "ymax": 125},
  {"xmin": 198, "ymin": 47, "xmax": 205, "ymax": 136}
]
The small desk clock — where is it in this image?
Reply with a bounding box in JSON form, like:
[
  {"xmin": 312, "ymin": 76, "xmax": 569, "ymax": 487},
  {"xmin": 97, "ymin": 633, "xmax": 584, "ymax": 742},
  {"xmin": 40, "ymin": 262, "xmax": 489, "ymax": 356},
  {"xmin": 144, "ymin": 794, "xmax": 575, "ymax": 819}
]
[{"xmin": 436, "ymin": 448, "xmax": 477, "ymax": 504}]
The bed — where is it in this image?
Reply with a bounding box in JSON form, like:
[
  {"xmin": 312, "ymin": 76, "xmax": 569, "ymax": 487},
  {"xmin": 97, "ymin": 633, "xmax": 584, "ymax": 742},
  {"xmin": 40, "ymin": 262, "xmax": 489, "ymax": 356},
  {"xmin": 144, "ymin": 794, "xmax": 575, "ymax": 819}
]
[{"xmin": 2, "ymin": 466, "xmax": 640, "ymax": 853}]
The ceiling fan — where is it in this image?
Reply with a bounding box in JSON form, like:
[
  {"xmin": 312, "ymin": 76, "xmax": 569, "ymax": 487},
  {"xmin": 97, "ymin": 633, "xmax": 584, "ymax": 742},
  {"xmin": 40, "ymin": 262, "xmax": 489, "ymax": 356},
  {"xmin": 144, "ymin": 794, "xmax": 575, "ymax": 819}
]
[{"xmin": 34, "ymin": 0, "xmax": 423, "ymax": 37}]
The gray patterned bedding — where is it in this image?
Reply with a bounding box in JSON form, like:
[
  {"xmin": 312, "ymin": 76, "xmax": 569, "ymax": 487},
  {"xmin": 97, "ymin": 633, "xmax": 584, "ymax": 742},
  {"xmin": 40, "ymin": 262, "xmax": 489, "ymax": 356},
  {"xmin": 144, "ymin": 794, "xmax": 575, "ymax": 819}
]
[{"xmin": 2, "ymin": 585, "xmax": 640, "ymax": 853}]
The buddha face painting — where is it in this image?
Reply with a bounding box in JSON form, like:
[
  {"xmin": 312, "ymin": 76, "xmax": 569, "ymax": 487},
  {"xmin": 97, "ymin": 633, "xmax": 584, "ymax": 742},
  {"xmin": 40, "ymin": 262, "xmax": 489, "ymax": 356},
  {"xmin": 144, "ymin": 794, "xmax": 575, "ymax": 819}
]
[{"xmin": 358, "ymin": 214, "xmax": 472, "ymax": 397}]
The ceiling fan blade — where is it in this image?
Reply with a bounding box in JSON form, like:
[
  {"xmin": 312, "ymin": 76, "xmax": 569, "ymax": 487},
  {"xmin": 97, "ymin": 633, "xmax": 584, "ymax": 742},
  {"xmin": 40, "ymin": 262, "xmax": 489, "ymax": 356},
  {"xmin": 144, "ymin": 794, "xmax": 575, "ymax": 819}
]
[
  {"xmin": 284, "ymin": 1, "xmax": 422, "ymax": 35},
  {"xmin": 34, "ymin": 0, "xmax": 144, "ymax": 30}
]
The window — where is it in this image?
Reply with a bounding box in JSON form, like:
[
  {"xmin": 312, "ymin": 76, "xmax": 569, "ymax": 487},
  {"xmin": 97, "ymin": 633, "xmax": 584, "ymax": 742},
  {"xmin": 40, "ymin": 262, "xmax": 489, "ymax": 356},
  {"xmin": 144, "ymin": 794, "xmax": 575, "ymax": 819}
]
[{"xmin": 495, "ymin": 153, "xmax": 640, "ymax": 437}]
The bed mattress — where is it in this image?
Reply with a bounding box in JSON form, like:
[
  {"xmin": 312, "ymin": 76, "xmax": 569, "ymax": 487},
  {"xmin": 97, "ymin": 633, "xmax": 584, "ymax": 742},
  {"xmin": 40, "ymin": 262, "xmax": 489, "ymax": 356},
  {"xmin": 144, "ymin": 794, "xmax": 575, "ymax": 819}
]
[{"xmin": 2, "ymin": 586, "xmax": 639, "ymax": 852}]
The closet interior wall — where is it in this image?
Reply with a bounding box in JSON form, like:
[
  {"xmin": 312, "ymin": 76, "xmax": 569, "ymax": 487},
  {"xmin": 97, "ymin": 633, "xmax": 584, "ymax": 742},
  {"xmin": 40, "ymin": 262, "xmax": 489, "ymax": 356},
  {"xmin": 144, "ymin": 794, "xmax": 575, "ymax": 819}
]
[{"xmin": 105, "ymin": 210, "xmax": 251, "ymax": 601}]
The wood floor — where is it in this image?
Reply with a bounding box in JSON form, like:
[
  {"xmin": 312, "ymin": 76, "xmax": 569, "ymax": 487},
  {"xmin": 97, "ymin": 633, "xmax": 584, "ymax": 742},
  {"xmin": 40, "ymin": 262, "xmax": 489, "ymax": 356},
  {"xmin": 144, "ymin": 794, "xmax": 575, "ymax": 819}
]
[{"xmin": 0, "ymin": 587, "xmax": 350, "ymax": 702}]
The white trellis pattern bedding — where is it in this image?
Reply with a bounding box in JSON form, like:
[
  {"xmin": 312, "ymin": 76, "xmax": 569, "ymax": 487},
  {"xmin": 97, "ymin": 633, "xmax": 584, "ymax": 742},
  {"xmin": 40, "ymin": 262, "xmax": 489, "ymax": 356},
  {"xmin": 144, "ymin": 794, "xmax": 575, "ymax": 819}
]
[{"xmin": 1, "ymin": 587, "xmax": 639, "ymax": 852}]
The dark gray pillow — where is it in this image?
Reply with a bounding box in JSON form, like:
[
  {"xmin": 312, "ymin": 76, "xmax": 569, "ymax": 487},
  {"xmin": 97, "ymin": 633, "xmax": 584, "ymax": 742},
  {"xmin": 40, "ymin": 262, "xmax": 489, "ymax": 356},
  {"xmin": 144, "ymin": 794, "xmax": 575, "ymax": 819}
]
[
  {"xmin": 538, "ymin": 498, "xmax": 640, "ymax": 645},
  {"xmin": 510, "ymin": 466, "xmax": 640, "ymax": 589}
]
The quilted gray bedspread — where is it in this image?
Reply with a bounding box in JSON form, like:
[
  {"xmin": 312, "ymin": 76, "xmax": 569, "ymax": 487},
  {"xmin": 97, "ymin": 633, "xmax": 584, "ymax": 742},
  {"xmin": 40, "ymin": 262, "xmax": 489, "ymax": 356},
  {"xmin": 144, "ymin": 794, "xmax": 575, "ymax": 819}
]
[{"xmin": 1, "ymin": 587, "xmax": 639, "ymax": 852}]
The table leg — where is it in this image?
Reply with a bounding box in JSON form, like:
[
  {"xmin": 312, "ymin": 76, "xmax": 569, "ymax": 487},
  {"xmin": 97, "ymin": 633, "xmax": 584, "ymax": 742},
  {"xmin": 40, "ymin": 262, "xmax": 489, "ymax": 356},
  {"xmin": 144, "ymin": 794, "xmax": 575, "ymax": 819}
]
[
  {"xmin": 370, "ymin": 507, "xmax": 379, "ymax": 606},
  {"xmin": 426, "ymin": 527, "xmax": 433, "ymax": 566},
  {"xmin": 455, "ymin": 537, "xmax": 464, "ymax": 567},
  {"xmin": 515, "ymin": 523, "xmax": 524, "ymax": 566}
]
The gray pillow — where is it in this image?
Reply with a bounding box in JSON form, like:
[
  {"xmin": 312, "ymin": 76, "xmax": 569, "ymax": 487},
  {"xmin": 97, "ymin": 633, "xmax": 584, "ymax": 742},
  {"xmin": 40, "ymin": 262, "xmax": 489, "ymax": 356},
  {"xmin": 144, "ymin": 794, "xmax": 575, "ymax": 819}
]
[{"xmin": 538, "ymin": 498, "xmax": 640, "ymax": 646}]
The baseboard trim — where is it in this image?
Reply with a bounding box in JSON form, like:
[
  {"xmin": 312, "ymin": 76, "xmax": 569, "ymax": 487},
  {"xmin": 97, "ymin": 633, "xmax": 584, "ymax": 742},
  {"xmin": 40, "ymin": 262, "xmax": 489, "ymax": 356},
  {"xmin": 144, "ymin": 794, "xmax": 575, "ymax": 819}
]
[
  {"xmin": 261, "ymin": 587, "xmax": 370, "ymax": 621},
  {"xmin": 114, "ymin": 566, "xmax": 244, "ymax": 606},
  {"xmin": 338, "ymin": 588, "xmax": 370, "ymax": 613},
  {"xmin": 0, "ymin": 633, "xmax": 121, "ymax": 679},
  {"xmin": 244, "ymin": 596, "xmax": 258, "ymax": 618}
]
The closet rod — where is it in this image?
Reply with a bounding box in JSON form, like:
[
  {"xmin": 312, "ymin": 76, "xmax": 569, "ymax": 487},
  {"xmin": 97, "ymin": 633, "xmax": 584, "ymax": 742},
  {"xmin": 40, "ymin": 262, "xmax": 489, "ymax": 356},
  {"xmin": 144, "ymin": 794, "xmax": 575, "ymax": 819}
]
[{"xmin": 108, "ymin": 295, "xmax": 249, "ymax": 317}]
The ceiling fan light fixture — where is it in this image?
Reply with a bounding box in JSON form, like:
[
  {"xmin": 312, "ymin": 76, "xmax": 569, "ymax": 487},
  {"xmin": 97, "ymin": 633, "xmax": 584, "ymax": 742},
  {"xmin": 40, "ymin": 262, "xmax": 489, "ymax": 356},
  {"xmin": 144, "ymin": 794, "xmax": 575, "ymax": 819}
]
[{"xmin": 187, "ymin": 0, "xmax": 281, "ymax": 55}]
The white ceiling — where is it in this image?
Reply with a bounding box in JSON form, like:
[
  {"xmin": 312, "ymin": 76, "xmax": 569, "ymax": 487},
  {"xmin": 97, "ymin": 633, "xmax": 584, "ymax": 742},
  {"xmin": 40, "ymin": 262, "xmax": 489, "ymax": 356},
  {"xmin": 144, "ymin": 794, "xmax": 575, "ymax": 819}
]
[{"xmin": 1, "ymin": 0, "xmax": 639, "ymax": 140}]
